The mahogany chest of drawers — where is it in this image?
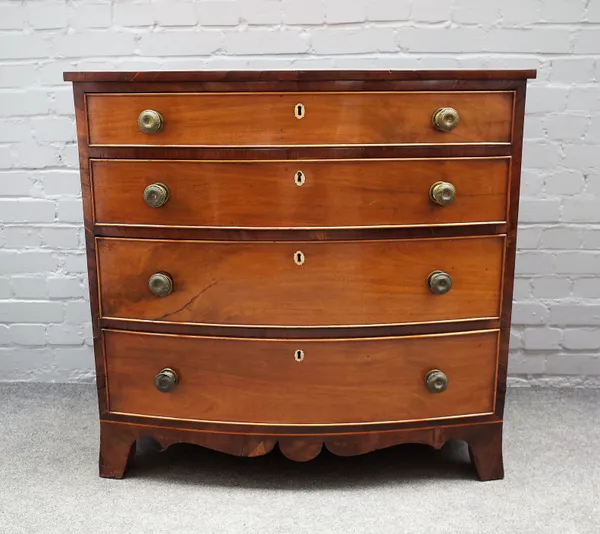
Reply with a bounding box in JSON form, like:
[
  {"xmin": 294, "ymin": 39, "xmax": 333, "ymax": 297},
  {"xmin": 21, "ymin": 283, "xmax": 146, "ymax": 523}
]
[{"xmin": 64, "ymin": 69, "xmax": 535, "ymax": 481}]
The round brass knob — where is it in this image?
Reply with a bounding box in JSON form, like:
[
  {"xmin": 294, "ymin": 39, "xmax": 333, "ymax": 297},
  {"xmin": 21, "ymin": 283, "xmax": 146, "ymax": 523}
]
[
  {"xmin": 427, "ymin": 270, "xmax": 452, "ymax": 295},
  {"xmin": 138, "ymin": 109, "xmax": 164, "ymax": 134},
  {"xmin": 425, "ymin": 369, "xmax": 448, "ymax": 393},
  {"xmin": 154, "ymin": 368, "xmax": 178, "ymax": 393},
  {"xmin": 430, "ymin": 181, "xmax": 456, "ymax": 206},
  {"xmin": 144, "ymin": 183, "xmax": 170, "ymax": 208},
  {"xmin": 148, "ymin": 273, "xmax": 173, "ymax": 297},
  {"xmin": 432, "ymin": 107, "xmax": 459, "ymax": 132}
]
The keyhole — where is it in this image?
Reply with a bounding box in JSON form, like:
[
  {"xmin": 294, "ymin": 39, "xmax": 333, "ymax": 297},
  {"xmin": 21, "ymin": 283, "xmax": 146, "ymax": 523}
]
[
  {"xmin": 294, "ymin": 350, "xmax": 304, "ymax": 362},
  {"xmin": 295, "ymin": 103, "xmax": 305, "ymax": 119},
  {"xmin": 295, "ymin": 171, "xmax": 305, "ymax": 186},
  {"xmin": 294, "ymin": 250, "xmax": 305, "ymax": 266}
]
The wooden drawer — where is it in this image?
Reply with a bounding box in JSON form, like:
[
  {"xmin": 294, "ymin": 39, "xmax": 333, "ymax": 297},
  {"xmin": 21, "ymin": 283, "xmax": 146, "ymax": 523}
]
[
  {"xmin": 86, "ymin": 92, "xmax": 513, "ymax": 147},
  {"xmin": 104, "ymin": 329, "xmax": 499, "ymax": 425},
  {"xmin": 92, "ymin": 157, "xmax": 510, "ymax": 229},
  {"xmin": 97, "ymin": 236, "xmax": 504, "ymax": 327}
]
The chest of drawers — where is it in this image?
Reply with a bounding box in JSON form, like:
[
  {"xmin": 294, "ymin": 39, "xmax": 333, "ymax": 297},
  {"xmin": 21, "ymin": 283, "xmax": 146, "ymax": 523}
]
[{"xmin": 65, "ymin": 69, "xmax": 535, "ymax": 481}]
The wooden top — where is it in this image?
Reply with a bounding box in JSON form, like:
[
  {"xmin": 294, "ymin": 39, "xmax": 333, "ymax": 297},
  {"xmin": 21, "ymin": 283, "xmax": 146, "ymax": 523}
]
[{"xmin": 63, "ymin": 69, "xmax": 537, "ymax": 83}]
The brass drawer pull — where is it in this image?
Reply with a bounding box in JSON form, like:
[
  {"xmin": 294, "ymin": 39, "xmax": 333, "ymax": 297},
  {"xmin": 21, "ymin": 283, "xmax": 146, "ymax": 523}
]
[
  {"xmin": 432, "ymin": 107, "xmax": 459, "ymax": 132},
  {"xmin": 430, "ymin": 181, "xmax": 456, "ymax": 206},
  {"xmin": 427, "ymin": 270, "xmax": 452, "ymax": 295},
  {"xmin": 425, "ymin": 369, "xmax": 448, "ymax": 393},
  {"xmin": 143, "ymin": 183, "xmax": 170, "ymax": 208},
  {"xmin": 138, "ymin": 109, "xmax": 164, "ymax": 134},
  {"xmin": 148, "ymin": 272, "xmax": 173, "ymax": 297},
  {"xmin": 154, "ymin": 368, "xmax": 178, "ymax": 393}
]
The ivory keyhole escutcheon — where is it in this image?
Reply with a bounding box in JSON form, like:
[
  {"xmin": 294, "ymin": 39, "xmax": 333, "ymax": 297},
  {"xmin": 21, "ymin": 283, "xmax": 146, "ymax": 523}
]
[
  {"xmin": 294, "ymin": 103, "xmax": 305, "ymax": 119},
  {"xmin": 294, "ymin": 250, "xmax": 305, "ymax": 266},
  {"xmin": 294, "ymin": 350, "xmax": 305, "ymax": 362},
  {"xmin": 294, "ymin": 171, "xmax": 305, "ymax": 186}
]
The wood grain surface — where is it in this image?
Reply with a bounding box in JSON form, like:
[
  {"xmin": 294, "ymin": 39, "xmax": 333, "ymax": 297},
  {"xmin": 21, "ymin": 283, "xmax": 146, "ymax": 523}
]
[
  {"xmin": 65, "ymin": 69, "xmax": 537, "ymax": 82},
  {"xmin": 99, "ymin": 419, "xmax": 505, "ymax": 480},
  {"xmin": 97, "ymin": 236, "xmax": 505, "ymax": 327},
  {"xmin": 92, "ymin": 157, "xmax": 510, "ymax": 228},
  {"xmin": 495, "ymin": 81, "xmax": 528, "ymax": 419},
  {"xmin": 86, "ymin": 91, "xmax": 513, "ymax": 146},
  {"xmin": 65, "ymin": 70, "xmax": 534, "ymax": 480},
  {"xmin": 104, "ymin": 329, "xmax": 499, "ymax": 425}
]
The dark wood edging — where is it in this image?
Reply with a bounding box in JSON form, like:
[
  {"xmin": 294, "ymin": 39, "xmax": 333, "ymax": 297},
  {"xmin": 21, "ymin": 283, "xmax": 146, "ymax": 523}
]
[{"xmin": 64, "ymin": 69, "xmax": 537, "ymax": 83}]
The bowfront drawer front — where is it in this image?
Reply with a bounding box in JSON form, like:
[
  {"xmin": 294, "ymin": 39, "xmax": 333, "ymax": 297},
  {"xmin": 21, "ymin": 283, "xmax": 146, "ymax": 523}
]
[
  {"xmin": 86, "ymin": 92, "xmax": 513, "ymax": 147},
  {"xmin": 97, "ymin": 236, "xmax": 504, "ymax": 327},
  {"xmin": 92, "ymin": 157, "xmax": 510, "ymax": 229},
  {"xmin": 104, "ymin": 329, "xmax": 499, "ymax": 425}
]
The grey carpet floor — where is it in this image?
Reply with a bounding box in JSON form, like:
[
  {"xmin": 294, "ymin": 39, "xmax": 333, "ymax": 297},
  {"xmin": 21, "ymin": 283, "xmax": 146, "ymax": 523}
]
[{"xmin": 0, "ymin": 384, "xmax": 599, "ymax": 534}]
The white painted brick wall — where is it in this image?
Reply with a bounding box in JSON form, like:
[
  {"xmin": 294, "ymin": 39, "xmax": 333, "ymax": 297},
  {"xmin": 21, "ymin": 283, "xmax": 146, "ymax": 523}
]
[{"xmin": 0, "ymin": 0, "xmax": 599, "ymax": 386}]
